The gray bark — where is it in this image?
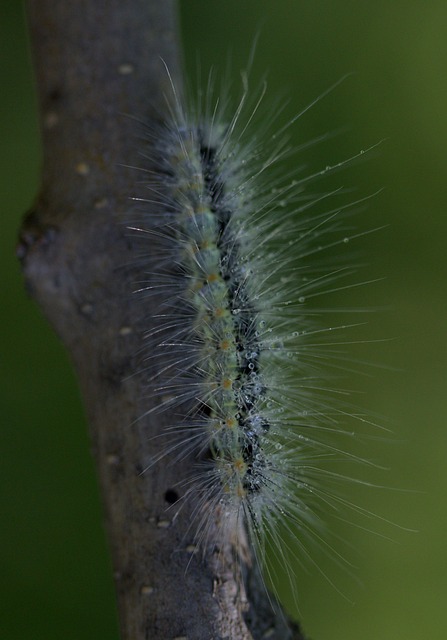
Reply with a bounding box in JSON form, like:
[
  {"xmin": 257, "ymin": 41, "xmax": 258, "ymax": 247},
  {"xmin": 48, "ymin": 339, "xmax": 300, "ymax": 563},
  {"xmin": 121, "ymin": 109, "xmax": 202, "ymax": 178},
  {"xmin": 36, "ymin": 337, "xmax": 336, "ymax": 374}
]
[{"xmin": 19, "ymin": 1, "xmax": 306, "ymax": 638}]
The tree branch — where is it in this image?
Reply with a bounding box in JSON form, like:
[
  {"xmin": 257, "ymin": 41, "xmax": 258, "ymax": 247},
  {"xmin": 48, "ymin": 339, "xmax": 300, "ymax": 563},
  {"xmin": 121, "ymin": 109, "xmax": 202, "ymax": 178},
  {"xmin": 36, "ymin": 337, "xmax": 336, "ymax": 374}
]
[{"xmin": 20, "ymin": 1, "xmax": 306, "ymax": 638}]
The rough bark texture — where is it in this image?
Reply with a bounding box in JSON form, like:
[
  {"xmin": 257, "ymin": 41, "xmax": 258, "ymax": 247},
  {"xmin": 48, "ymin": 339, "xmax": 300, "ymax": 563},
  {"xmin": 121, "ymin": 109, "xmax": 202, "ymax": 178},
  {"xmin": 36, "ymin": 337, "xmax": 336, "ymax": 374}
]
[{"xmin": 20, "ymin": 1, "xmax": 306, "ymax": 638}]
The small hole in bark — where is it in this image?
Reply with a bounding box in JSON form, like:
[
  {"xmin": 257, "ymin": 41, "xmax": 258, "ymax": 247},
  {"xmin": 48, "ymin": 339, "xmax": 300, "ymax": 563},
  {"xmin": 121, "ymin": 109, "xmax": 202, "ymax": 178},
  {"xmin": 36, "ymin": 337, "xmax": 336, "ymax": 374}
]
[
  {"xmin": 49, "ymin": 87, "xmax": 63, "ymax": 102},
  {"xmin": 164, "ymin": 489, "xmax": 179, "ymax": 504}
]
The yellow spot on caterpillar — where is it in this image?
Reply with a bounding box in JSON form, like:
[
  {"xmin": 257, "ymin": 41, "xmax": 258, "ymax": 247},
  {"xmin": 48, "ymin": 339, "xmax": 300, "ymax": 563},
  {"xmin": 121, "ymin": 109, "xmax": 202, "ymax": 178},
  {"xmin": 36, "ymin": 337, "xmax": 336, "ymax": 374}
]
[
  {"xmin": 220, "ymin": 339, "xmax": 231, "ymax": 350},
  {"xmin": 225, "ymin": 417, "xmax": 237, "ymax": 429},
  {"xmin": 236, "ymin": 484, "xmax": 247, "ymax": 499},
  {"xmin": 233, "ymin": 457, "xmax": 245, "ymax": 472},
  {"xmin": 222, "ymin": 378, "xmax": 233, "ymax": 390},
  {"xmin": 207, "ymin": 272, "xmax": 218, "ymax": 283}
]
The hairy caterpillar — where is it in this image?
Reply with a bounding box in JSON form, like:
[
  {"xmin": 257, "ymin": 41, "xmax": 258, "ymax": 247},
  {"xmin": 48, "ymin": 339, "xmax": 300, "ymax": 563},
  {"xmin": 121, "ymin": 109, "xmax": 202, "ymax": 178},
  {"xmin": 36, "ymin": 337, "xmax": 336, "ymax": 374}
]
[{"xmin": 132, "ymin": 61, "xmax": 382, "ymax": 621}]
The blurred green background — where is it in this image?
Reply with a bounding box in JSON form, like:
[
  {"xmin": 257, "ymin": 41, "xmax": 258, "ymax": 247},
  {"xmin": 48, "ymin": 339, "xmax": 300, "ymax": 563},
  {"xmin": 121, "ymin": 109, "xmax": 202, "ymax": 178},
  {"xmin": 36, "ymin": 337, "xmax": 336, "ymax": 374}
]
[{"xmin": 1, "ymin": 1, "xmax": 446, "ymax": 638}]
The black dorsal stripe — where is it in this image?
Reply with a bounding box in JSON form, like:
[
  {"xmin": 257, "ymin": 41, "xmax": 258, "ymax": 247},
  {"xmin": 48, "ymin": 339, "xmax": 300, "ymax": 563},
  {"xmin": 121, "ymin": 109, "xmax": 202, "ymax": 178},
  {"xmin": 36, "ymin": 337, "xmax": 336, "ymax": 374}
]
[{"xmin": 199, "ymin": 132, "xmax": 270, "ymax": 491}]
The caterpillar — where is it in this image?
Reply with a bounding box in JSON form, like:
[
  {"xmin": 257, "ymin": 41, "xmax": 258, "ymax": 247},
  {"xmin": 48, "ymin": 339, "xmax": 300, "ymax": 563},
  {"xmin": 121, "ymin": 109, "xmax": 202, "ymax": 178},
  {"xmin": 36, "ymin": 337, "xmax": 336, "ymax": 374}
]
[{"xmin": 132, "ymin": 62, "xmax": 381, "ymax": 621}]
